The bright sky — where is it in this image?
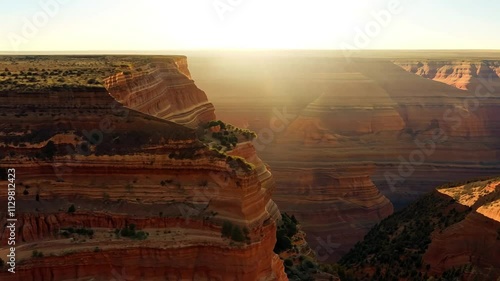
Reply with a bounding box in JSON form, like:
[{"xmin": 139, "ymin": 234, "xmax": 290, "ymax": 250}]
[{"xmin": 1, "ymin": 0, "xmax": 499, "ymax": 52}]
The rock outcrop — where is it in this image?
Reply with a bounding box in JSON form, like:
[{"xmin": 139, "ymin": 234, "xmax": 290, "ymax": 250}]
[
  {"xmin": 423, "ymin": 179, "xmax": 500, "ymax": 278},
  {"xmin": 103, "ymin": 56, "xmax": 216, "ymax": 128},
  {"xmin": 338, "ymin": 177, "xmax": 500, "ymax": 280},
  {"xmin": 394, "ymin": 60, "xmax": 500, "ymax": 91}
]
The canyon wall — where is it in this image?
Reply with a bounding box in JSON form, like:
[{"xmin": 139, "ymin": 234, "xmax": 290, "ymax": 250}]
[
  {"xmin": 0, "ymin": 56, "xmax": 286, "ymax": 280},
  {"xmin": 423, "ymin": 179, "xmax": 500, "ymax": 279},
  {"xmin": 336, "ymin": 177, "xmax": 500, "ymax": 280}
]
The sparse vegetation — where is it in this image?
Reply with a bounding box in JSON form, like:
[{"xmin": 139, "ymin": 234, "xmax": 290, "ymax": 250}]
[
  {"xmin": 226, "ymin": 155, "xmax": 255, "ymax": 173},
  {"xmin": 102, "ymin": 192, "xmax": 110, "ymax": 201},
  {"xmin": 67, "ymin": 204, "xmax": 76, "ymax": 213},
  {"xmin": 125, "ymin": 183, "xmax": 134, "ymax": 192},
  {"xmin": 32, "ymin": 250, "xmax": 44, "ymax": 258},
  {"xmin": 337, "ymin": 192, "xmax": 472, "ymax": 281},
  {"xmin": 198, "ymin": 120, "xmax": 256, "ymax": 151},
  {"xmin": 221, "ymin": 220, "xmax": 248, "ymax": 242},
  {"xmin": 116, "ymin": 224, "xmax": 148, "ymax": 240},
  {"xmin": 60, "ymin": 227, "xmax": 94, "ymax": 238},
  {"xmin": 231, "ymin": 225, "xmax": 245, "ymax": 242},
  {"xmin": 222, "ymin": 220, "xmax": 233, "ymax": 238},
  {"xmin": 37, "ymin": 140, "xmax": 57, "ymax": 160},
  {"xmin": 0, "ymin": 56, "xmax": 155, "ymax": 92},
  {"xmin": 274, "ymin": 213, "xmax": 298, "ymax": 254},
  {"xmin": 436, "ymin": 176, "xmax": 500, "ymax": 190}
]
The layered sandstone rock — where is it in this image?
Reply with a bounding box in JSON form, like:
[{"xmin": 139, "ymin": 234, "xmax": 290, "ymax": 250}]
[
  {"xmin": 103, "ymin": 57, "xmax": 216, "ymax": 128},
  {"xmin": 0, "ymin": 218, "xmax": 285, "ymax": 281},
  {"xmin": 0, "ymin": 55, "xmax": 286, "ymax": 281},
  {"xmin": 395, "ymin": 60, "xmax": 500, "ymax": 91},
  {"xmin": 270, "ymin": 164, "xmax": 393, "ymax": 262},
  {"xmin": 297, "ymin": 73, "xmax": 405, "ymax": 135}
]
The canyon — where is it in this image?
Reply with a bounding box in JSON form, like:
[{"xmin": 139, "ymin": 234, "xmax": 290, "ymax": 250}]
[
  {"xmin": 0, "ymin": 52, "xmax": 499, "ymax": 280},
  {"xmin": 188, "ymin": 51, "xmax": 500, "ymax": 262},
  {"xmin": 0, "ymin": 56, "xmax": 287, "ymax": 280}
]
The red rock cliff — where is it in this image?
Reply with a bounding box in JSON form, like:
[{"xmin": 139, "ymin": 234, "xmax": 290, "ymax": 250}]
[
  {"xmin": 0, "ymin": 55, "xmax": 286, "ymax": 281},
  {"xmin": 103, "ymin": 56, "xmax": 216, "ymax": 128}
]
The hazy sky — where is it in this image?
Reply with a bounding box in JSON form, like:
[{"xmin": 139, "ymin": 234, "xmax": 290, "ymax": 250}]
[{"xmin": 1, "ymin": 0, "xmax": 499, "ymax": 52}]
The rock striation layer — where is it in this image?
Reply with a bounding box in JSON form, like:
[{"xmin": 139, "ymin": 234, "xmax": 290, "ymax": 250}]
[{"xmin": 103, "ymin": 56, "xmax": 216, "ymax": 128}]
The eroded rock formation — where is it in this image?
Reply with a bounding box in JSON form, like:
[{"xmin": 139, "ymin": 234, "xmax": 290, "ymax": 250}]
[
  {"xmin": 103, "ymin": 56, "xmax": 216, "ymax": 128},
  {"xmin": 423, "ymin": 179, "xmax": 500, "ymax": 278},
  {"xmin": 394, "ymin": 60, "xmax": 500, "ymax": 91},
  {"xmin": 0, "ymin": 56, "xmax": 286, "ymax": 281}
]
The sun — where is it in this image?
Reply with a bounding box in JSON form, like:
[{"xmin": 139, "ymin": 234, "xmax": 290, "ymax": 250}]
[{"xmin": 168, "ymin": 1, "xmax": 363, "ymax": 50}]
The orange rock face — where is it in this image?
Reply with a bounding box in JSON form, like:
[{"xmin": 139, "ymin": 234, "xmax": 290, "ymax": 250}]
[
  {"xmin": 423, "ymin": 180, "xmax": 500, "ymax": 279},
  {"xmin": 423, "ymin": 212, "xmax": 500, "ymax": 278},
  {"xmin": 395, "ymin": 60, "xmax": 500, "ymax": 91},
  {"xmin": 103, "ymin": 56, "xmax": 216, "ymax": 128},
  {"xmin": 0, "ymin": 220, "xmax": 286, "ymax": 281}
]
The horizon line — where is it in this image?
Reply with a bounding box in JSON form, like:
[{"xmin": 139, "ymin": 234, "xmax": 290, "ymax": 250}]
[{"xmin": 2, "ymin": 48, "xmax": 500, "ymax": 55}]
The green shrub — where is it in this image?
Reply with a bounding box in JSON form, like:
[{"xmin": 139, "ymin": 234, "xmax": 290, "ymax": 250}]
[
  {"xmin": 231, "ymin": 226, "xmax": 245, "ymax": 242},
  {"xmin": 222, "ymin": 221, "xmax": 233, "ymax": 238},
  {"xmin": 67, "ymin": 204, "xmax": 76, "ymax": 213},
  {"xmin": 117, "ymin": 224, "xmax": 147, "ymax": 240},
  {"xmin": 32, "ymin": 250, "xmax": 43, "ymax": 258},
  {"xmin": 39, "ymin": 140, "xmax": 57, "ymax": 160},
  {"xmin": 274, "ymin": 213, "xmax": 298, "ymax": 254},
  {"xmin": 243, "ymin": 227, "xmax": 250, "ymax": 238}
]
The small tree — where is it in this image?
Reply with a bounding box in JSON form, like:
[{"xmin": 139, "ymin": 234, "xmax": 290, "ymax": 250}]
[
  {"xmin": 32, "ymin": 250, "xmax": 43, "ymax": 258},
  {"xmin": 68, "ymin": 204, "xmax": 76, "ymax": 213},
  {"xmin": 243, "ymin": 227, "xmax": 250, "ymax": 237},
  {"xmin": 41, "ymin": 140, "xmax": 57, "ymax": 160},
  {"xmin": 221, "ymin": 221, "xmax": 233, "ymax": 238},
  {"xmin": 231, "ymin": 226, "xmax": 245, "ymax": 242}
]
